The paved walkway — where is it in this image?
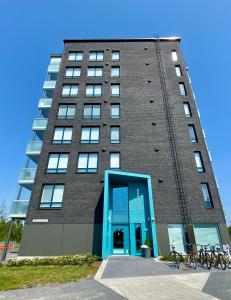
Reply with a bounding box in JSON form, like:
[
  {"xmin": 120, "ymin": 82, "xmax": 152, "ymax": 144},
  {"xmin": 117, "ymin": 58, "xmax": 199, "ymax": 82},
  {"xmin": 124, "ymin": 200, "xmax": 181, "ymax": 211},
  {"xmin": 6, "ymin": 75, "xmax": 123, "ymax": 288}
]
[
  {"xmin": 0, "ymin": 279, "xmax": 126, "ymax": 300},
  {"xmin": 1, "ymin": 257, "xmax": 230, "ymax": 299},
  {"xmin": 95, "ymin": 257, "xmax": 231, "ymax": 300}
]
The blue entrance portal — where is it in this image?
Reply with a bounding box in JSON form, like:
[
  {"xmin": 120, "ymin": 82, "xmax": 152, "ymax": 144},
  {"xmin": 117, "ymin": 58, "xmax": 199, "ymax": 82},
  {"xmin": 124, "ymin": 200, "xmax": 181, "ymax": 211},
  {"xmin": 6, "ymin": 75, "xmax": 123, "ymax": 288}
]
[{"xmin": 102, "ymin": 170, "xmax": 158, "ymax": 259}]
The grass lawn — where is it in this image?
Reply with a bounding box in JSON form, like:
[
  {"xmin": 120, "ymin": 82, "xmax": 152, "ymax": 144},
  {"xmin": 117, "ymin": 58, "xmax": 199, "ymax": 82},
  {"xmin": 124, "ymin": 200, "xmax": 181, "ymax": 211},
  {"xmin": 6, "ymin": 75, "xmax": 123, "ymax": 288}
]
[{"xmin": 0, "ymin": 262, "xmax": 100, "ymax": 291}]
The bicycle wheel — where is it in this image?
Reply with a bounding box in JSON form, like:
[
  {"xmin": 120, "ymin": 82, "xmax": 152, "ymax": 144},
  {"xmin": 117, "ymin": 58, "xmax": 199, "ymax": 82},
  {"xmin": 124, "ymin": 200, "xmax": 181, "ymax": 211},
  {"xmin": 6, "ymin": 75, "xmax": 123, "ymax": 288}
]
[
  {"xmin": 175, "ymin": 254, "xmax": 181, "ymax": 269},
  {"xmin": 218, "ymin": 254, "xmax": 227, "ymax": 270},
  {"xmin": 192, "ymin": 256, "xmax": 198, "ymax": 270},
  {"xmin": 205, "ymin": 253, "xmax": 211, "ymax": 270},
  {"xmin": 199, "ymin": 251, "xmax": 204, "ymax": 265}
]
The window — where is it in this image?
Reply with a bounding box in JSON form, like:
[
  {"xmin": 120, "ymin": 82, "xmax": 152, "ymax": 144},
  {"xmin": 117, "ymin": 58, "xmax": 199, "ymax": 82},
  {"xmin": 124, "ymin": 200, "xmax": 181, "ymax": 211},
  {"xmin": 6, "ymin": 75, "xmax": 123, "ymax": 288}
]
[
  {"xmin": 193, "ymin": 224, "xmax": 220, "ymax": 248},
  {"xmin": 111, "ymin": 104, "xmax": 120, "ymax": 118},
  {"xmin": 65, "ymin": 67, "xmax": 81, "ymax": 78},
  {"xmin": 46, "ymin": 153, "xmax": 69, "ymax": 173},
  {"xmin": 47, "ymin": 72, "xmax": 58, "ymax": 81},
  {"xmin": 89, "ymin": 51, "xmax": 103, "ymax": 61},
  {"xmin": 62, "ymin": 85, "xmax": 78, "ymax": 97},
  {"xmin": 111, "ymin": 67, "xmax": 120, "ymax": 77},
  {"xmin": 86, "ymin": 84, "xmax": 102, "ymax": 97},
  {"xmin": 57, "ymin": 104, "xmax": 76, "ymax": 119},
  {"xmin": 40, "ymin": 184, "xmax": 64, "ymax": 208},
  {"xmin": 111, "ymin": 84, "xmax": 120, "ymax": 97},
  {"xmin": 53, "ymin": 127, "xmax": 72, "ymax": 144},
  {"xmin": 194, "ymin": 152, "xmax": 205, "ymax": 172},
  {"xmin": 112, "ymin": 51, "xmax": 120, "ymax": 61},
  {"xmin": 77, "ymin": 153, "xmax": 98, "ymax": 173},
  {"xmin": 110, "ymin": 153, "xmax": 120, "ymax": 169},
  {"xmin": 110, "ymin": 127, "xmax": 120, "ymax": 144},
  {"xmin": 188, "ymin": 125, "xmax": 197, "ymax": 143},
  {"xmin": 183, "ymin": 102, "xmax": 192, "ymax": 117},
  {"xmin": 201, "ymin": 183, "xmax": 213, "ymax": 208},
  {"xmin": 87, "ymin": 67, "xmax": 103, "ymax": 77},
  {"xmin": 172, "ymin": 50, "xmax": 178, "ymax": 61},
  {"xmin": 83, "ymin": 104, "xmax": 100, "ymax": 119},
  {"xmin": 175, "ymin": 65, "xmax": 182, "ymax": 77},
  {"xmin": 81, "ymin": 127, "xmax": 100, "ymax": 144},
  {"xmin": 179, "ymin": 83, "xmax": 186, "ymax": 96},
  {"xmin": 168, "ymin": 224, "xmax": 185, "ymax": 253},
  {"xmin": 68, "ymin": 52, "xmax": 83, "ymax": 61}
]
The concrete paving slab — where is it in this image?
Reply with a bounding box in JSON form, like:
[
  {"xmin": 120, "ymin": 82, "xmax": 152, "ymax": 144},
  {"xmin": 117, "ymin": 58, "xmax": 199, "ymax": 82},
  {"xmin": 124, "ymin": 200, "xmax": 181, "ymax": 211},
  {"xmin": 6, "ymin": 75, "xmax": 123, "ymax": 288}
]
[{"xmin": 203, "ymin": 271, "xmax": 231, "ymax": 300}]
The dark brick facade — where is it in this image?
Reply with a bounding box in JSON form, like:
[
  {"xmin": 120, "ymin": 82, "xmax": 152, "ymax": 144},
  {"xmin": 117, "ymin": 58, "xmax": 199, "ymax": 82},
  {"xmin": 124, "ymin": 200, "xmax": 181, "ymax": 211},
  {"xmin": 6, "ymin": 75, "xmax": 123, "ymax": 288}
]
[{"xmin": 20, "ymin": 38, "xmax": 229, "ymax": 256}]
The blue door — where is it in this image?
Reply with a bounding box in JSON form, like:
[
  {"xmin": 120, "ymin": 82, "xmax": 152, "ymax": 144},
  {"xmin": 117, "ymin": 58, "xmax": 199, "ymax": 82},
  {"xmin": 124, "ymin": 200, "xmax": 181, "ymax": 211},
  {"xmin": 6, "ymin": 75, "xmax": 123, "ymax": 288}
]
[{"xmin": 112, "ymin": 225, "xmax": 129, "ymax": 255}]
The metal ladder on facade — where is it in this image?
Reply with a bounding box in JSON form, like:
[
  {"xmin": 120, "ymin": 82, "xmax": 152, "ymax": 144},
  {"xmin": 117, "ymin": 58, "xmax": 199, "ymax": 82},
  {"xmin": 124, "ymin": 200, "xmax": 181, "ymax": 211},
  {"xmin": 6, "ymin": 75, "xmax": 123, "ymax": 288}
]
[{"xmin": 154, "ymin": 38, "xmax": 191, "ymax": 226}]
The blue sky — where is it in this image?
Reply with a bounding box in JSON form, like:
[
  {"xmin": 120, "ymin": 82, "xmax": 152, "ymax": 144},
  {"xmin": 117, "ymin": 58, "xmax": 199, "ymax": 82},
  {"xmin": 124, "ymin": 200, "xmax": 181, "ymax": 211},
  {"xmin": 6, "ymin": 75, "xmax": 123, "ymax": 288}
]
[{"xmin": 0, "ymin": 0, "xmax": 230, "ymax": 223}]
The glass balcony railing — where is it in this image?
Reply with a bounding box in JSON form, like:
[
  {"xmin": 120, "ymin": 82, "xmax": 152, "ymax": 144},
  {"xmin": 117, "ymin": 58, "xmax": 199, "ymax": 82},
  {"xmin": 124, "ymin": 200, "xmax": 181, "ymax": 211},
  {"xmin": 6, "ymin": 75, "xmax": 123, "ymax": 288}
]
[
  {"xmin": 32, "ymin": 118, "xmax": 47, "ymax": 129},
  {"xmin": 9, "ymin": 200, "xmax": 29, "ymax": 218},
  {"xmin": 38, "ymin": 98, "xmax": 52, "ymax": 109},
  {"xmin": 26, "ymin": 141, "xmax": 42, "ymax": 163},
  {"xmin": 38, "ymin": 98, "xmax": 52, "ymax": 117},
  {"xmin": 32, "ymin": 118, "xmax": 47, "ymax": 139},
  {"xmin": 18, "ymin": 168, "xmax": 36, "ymax": 190},
  {"xmin": 48, "ymin": 64, "xmax": 60, "ymax": 73},
  {"xmin": 43, "ymin": 80, "xmax": 56, "ymax": 89},
  {"xmin": 26, "ymin": 141, "xmax": 42, "ymax": 153}
]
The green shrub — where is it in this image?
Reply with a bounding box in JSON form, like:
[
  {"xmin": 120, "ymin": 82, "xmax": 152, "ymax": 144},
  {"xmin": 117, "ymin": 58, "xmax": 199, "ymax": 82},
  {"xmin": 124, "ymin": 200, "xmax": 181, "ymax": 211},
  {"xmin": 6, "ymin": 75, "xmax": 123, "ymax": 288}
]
[
  {"xmin": 160, "ymin": 254, "xmax": 185, "ymax": 262},
  {"xmin": 6, "ymin": 253, "xmax": 99, "ymax": 267},
  {"xmin": 144, "ymin": 236, "xmax": 152, "ymax": 248}
]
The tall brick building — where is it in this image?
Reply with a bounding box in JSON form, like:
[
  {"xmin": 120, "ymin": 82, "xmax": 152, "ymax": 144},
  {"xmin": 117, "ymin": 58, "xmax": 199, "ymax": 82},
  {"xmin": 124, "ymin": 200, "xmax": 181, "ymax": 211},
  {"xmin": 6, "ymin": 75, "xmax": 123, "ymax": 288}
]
[{"xmin": 10, "ymin": 37, "xmax": 230, "ymax": 257}]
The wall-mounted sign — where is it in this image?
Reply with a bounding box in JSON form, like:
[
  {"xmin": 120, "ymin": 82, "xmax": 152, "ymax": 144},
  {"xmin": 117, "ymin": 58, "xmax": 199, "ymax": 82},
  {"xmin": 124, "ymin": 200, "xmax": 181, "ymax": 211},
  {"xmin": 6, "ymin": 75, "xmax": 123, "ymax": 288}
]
[{"xmin": 32, "ymin": 219, "xmax": 48, "ymax": 223}]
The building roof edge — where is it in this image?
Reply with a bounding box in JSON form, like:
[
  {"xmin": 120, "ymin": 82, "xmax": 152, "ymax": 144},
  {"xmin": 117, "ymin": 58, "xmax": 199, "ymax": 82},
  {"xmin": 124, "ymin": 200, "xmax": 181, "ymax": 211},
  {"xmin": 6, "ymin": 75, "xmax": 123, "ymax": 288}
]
[{"xmin": 63, "ymin": 37, "xmax": 181, "ymax": 43}]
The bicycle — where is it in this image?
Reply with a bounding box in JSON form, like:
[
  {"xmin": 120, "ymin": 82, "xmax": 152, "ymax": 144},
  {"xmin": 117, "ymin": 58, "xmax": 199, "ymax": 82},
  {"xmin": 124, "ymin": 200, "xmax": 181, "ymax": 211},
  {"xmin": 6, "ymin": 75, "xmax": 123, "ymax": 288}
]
[
  {"xmin": 223, "ymin": 244, "xmax": 231, "ymax": 268},
  {"xmin": 169, "ymin": 244, "xmax": 182, "ymax": 269},
  {"xmin": 210, "ymin": 244, "xmax": 226, "ymax": 270},
  {"xmin": 184, "ymin": 243, "xmax": 197, "ymax": 270},
  {"xmin": 197, "ymin": 244, "xmax": 211, "ymax": 270}
]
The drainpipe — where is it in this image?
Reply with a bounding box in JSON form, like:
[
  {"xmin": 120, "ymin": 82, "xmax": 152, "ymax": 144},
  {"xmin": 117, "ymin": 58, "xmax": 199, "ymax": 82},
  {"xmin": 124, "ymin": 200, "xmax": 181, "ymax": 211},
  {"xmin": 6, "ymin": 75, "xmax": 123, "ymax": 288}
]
[{"xmin": 1, "ymin": 218, "xmax": 14, "ymax": 261}]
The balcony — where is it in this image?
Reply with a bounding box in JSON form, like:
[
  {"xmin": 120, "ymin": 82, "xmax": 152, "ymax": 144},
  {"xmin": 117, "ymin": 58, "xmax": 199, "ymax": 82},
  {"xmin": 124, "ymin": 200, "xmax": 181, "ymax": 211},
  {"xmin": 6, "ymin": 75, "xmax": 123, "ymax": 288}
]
[
  {"xmin": 9, "ymin": 200, "xmax": 29, "ymax": 219},
  {"xmin": 48, "ymin": 64, "xmax": 60, "ymax": 73},
  {"xmin": 18, "ymin": 168, "xmax": 36, "ymax": 190},
  {"xmin": 32, "ymin": 118, "xmax": 47, "ymax": 139},
  {"xmin": 43, "ymin": 80, "xmax": 56, "ymax": 90},
  {"xmin": 38, "ymin": 98, "xmax": 52, "ymax": 117},
  {"xmin": 26, "ymin": 141, "xmax": 42, "ymax": 163}
]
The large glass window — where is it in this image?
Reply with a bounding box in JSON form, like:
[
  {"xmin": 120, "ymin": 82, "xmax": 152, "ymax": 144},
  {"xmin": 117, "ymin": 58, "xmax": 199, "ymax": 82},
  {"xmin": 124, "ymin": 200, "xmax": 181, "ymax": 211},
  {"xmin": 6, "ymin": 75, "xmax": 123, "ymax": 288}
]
[
  {"xmin": 77, "ymin": 153, "xmax": 98, "ymax": 173},
  {"xmin": 168, "ymin": 224, "xmax": 185, "ymax": 253},
  {"xmin": 53, "ymin": 127, "xmax": 72, "ymax": 144},
  {"xmin": 112, "ymin": 186, "xmax": 128, "ymax": 223},
  {"xmin": 110, "ymin": 153, "xmax": 120, "ymax": 169},
  {"xmin": 89, "ymin": 51, "xmax": 104, "ymax": 61},
  {"xmin": 83, "ymin": 104, "xmax": 101, "ymax": 119},
  {"xmin": 175, "ymin": 65, "xmax": 182, "ymax": 77},
  {"xmin": 86, "ymin": 84, "xmax": 102, "ymax": 97},
  {"xmin": 194, "ymin": 152, "xmax": 205, "ymax": 172},
  {"xmin": 81, "ymin": 127, "xmax": 100, "ymax": 144},
  {"xmin": 183, "ymin": 102, "xmax": 192, "ymax": 117},
  {"xmin": 68, "ymin": 52, "xmax": 83, "ymax": 61},
  {"xmin": 40, "ymin": 184, "xmax": 64, "ymax": 208},
  {"xmin": 110, "ymin": 127, "xmax": 120, "ymax": 144},
  {"xmin": 65, "ymin": 67, "xmax": 81, "ymax": 78},
  {"xmin": 172, "ymin": 50, "xmax": 178, "ymax": 61},
  {"xmin": 46, "ymin": 153, "xmax": 69, "ymax": 173},
  {"xmin": 62, "ymin": 85, "xmax": 79, "ymax": 97},
  {"xmin": 112, "ymin": 51, "xmax": 120, "ymax": 61},
  {"xmin": 179, "ymin": 83, "xmax": 186, "ymax": 96},
  {"xmin": 87, "ymin": 67, "xmax": 103, "ymax": 77},
  {"xmin": 111, "ymin": 84, "xmax": 120, "ymax": 97},
  {"xmin": 193, "ymin": 224, "xmax": 220, "ymax": 248},
  {"xmin": 111, "ymin": 104, "xmax": 120, "ymax": 118},
  {"xmin": 111, "ymin": 67, "xmax": 120, "ymax": 77},
  {"xmin": 57, "ymin": 104, "xmax": 76, "ymax": 119},
  {"xmin": 188, "ymin": 125, "xmax": 197, "ymax": 143},
  {"xmin": 201, "ymin": 183, "xmax": 213, "ymax": 208}
]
